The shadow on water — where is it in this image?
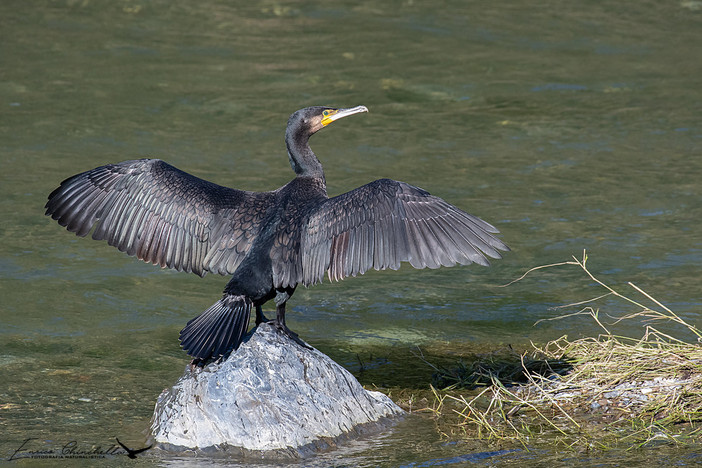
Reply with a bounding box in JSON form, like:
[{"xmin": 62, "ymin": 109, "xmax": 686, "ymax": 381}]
[
  {"xmin": 315, "ymin": 338, "xmax": 573, "ymax": 392},
  {"xmin": 428, "ymin": 348, "xmax": 574, "ymax": 391}
]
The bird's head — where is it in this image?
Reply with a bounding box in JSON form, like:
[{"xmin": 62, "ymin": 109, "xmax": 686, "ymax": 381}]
[
  {"xmin": 285, "ymin": 105, "xmax": 368, "ymax": 176},
  {"xmin": 288, "ymin": 105, "xmax": 368, "ymax": 137}
]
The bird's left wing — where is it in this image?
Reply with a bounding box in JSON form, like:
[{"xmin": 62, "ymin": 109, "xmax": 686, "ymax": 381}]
[{"xmin": 300, "ymin": 178, "xmax": 509, "ymax": 286}]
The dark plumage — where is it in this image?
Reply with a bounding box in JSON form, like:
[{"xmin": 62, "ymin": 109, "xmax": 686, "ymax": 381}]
[{"xmin": 45, "ymin": 105, "xmax": 509, "ymax": 362}]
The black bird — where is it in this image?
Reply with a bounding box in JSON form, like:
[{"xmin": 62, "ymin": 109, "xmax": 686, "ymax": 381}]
[{"xmin": 45, "ymin": 105, "xmax": 509, "ymax": 362}]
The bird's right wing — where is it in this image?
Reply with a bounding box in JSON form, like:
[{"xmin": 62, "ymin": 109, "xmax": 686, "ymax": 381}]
[
  {"xmin": 300, "ymin": 178, "xmax": 509, "ymax": 286},
  {"xmin": 45, "ymin": 159, "xmax": 274, "ymax": 277}
]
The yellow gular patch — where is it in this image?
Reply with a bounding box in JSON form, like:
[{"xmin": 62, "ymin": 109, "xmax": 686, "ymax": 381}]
[{"xmin": 321, "ymin": 109, "xmax": 339, "ymax": 126}]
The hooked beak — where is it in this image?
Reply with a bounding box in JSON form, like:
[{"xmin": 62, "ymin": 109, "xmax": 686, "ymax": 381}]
[{"xmin": 321, "ymin": 105, "xmax": 369, "ymax": 127}]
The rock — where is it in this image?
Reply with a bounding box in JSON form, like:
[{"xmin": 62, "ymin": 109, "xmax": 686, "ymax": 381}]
[{"xmin": 150, "ymin": 324, "xmax": 404, "ymax": 457}]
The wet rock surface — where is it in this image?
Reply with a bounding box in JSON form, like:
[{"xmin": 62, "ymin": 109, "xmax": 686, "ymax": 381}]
[{"xmin": 151, "ymin": 324, "xmax": 404, "ymax": 457}]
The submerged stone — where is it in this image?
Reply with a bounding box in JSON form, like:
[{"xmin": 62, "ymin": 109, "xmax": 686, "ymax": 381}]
[{"xmin": 150, "ymin": 324, "xmax": 404, "ymax": 457}]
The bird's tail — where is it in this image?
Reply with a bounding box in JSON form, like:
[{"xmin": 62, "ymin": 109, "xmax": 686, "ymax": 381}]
[{"xmin": 179, "ymin": 295, "xmax": 252, "ymax": 361}]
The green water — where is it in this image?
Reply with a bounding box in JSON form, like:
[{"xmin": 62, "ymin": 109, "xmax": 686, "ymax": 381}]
[{"xmin": 1, "ymin": 1, "xmax": 701, "ymax": 465}]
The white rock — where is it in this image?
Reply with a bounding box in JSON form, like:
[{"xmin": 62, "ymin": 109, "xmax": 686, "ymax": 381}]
[{"xmin": 151, "ymin": 324, "xmax": 404, "ymax": 456}]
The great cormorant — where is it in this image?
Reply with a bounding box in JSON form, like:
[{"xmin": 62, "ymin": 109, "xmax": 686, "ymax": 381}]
[{"xmin": 45, "ymin": 105, "xmax": 509, "ymax": 362}]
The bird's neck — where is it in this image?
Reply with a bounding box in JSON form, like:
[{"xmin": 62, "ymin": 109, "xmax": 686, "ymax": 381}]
[{"xmin": 286, "ymin": 132, "xmax": 325, "ymax": 179}]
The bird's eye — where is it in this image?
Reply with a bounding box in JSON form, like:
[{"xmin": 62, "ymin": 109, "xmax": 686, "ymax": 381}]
[{"xmin": 322, "ymin": 110, "xmax": 329, "ymax": 117}]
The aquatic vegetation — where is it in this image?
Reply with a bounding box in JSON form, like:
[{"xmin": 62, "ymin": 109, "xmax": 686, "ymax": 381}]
[{"xmin": 418, "ymin": 252, "xmax": 702, "ymax": 449}]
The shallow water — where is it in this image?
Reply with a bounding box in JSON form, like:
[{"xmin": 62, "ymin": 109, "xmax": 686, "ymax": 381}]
[{"xmin": 1, "ymin": 0, "xmax": 701, "ymax": 465}]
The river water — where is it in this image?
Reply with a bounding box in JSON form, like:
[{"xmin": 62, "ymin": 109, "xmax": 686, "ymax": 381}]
[{"xmin": 1, "ymin": 1, "xmax": 701, "ymax": 466}]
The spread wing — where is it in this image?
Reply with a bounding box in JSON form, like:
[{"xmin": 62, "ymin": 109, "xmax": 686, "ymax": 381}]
[
  {"xmin": 45, "ymin": 159, "xmax": 274, "ymax": 277},
  {"xmin": 301, "ymin": 178, "xmax": 509, "ymax": 285}
]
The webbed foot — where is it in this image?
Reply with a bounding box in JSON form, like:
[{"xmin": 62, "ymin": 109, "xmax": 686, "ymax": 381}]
[{"xmin": 269, "ymin": 320, "xmax": 312, "ymax": 350}]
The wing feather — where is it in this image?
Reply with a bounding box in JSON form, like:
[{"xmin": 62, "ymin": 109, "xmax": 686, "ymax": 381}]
[
  {"xmin": 301, "ymin": 178, "xmax": 508, "ymax": 286},
  {"xmin": 45, "ymin": 159, "xmax": 274, "ymax": 276}
]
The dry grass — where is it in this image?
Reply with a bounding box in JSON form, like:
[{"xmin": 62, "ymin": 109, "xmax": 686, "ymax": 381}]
[{"xmin": 424, "ymin": 251, "xmax": 702, "ymax": 449}]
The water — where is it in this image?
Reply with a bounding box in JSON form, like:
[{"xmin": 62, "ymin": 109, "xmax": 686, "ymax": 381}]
[{"xmin": 1, "ymin": 0, "xmax": 701, "ymax": 465}]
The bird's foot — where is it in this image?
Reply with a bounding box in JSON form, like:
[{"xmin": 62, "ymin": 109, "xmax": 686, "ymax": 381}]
[
  {"xmin": 268, "ymin": 320, "xmax": 312, "ymax": 350},
  {"xmin": 189, "ymin": 358, "xmax": 207, "ymax": 368},
  {"xmin": 189, "ymin": 352, "xmax": 228, "ymax": 369}
]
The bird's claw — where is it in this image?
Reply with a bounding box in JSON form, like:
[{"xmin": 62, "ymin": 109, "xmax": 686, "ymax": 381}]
[{"xmin": 269, "ymin": 321, "xmax": 312, "ymax": 350}]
